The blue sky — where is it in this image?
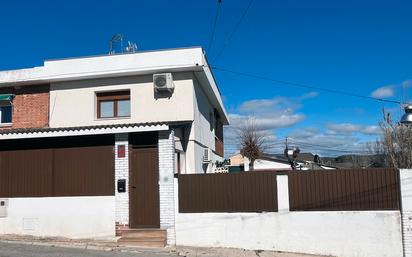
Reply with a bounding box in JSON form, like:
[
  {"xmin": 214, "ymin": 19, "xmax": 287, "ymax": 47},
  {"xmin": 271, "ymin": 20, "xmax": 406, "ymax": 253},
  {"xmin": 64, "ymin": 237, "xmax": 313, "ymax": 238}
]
[{"xmin": 0, "ymin": 0, "xmax": 411, "ymax": 156}]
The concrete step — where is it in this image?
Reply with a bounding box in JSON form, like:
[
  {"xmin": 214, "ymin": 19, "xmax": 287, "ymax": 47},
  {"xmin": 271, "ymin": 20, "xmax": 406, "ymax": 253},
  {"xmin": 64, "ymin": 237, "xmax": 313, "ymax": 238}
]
[
  {"xmin": 117, "ymin": 240, "xmax": 166, "ymax": 248},
  {"xmin": 117, "ymin": 229, "xmax": 166, "ymax": 248},
  {"xmin": 121, "ymin": 229, "xmax": 166, "ymax": 238},
  {"xmin": 118, "ymin": 236, "xmax": 165, "ymax": 242}
]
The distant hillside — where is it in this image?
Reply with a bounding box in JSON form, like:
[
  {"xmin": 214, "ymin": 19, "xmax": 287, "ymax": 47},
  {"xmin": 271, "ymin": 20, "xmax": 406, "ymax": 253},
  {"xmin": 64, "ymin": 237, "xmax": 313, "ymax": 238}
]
[
  {"xmin": 262, "ymin": 152, "xmax": 386, "ymax": 169},
  {"xmin": 321, "ymin": 154, "xmax": 385, "ymax": 169}
]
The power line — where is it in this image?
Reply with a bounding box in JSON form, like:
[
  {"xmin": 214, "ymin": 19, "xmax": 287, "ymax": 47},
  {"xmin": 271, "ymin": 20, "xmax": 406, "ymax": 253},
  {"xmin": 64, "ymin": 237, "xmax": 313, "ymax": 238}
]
[
  {"xmin": 285, "ymin": 144, "xmax": 369, "ymax": 154},
  {"xmin": 207, "ymin": 0, "xmax": 223, "ymax": 53},
  {"xmin": 285, "ymin": 138, "xmax": 370, "ymax": 152},
  {"xmin": 287, "ymin": 138, "xmax": 356, "ymax": 149},
  {"xmin": 212, "ymin": 0, "xmax": 255, "ymax": 63},
  {"xmin": 212, "ymin": 66, "xmax": 401, "ymax": 104}
]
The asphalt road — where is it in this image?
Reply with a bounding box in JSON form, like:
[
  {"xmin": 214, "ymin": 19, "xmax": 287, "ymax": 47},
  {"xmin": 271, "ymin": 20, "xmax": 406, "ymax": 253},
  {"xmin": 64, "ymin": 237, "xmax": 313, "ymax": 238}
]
[{"xmin": 0, "ymin": 242, "xmax": 172, "ymax": 257}]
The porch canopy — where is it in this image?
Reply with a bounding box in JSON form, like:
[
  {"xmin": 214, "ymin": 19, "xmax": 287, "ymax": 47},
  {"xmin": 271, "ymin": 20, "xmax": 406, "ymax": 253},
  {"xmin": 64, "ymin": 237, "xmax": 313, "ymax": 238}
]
[{"xmin": 0, "ymin": 94, "xmax": 14, "ymax": 101}]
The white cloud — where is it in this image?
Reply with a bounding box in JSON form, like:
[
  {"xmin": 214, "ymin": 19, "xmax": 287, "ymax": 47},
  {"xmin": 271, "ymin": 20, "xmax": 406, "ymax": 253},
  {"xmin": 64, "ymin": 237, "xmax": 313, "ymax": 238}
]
[
  {"xmin": 327, "ymin": 123, "xmax": 360, "ymax": 134},
  {"xmin": 402, "ymin": 80, "xmax": 412, "ymax": 89},
  {"xmin": 285, "ymin": 127, "xmax": 374, "ymax": 157},
  {"xmin": 225, "ymin": 122, "xmax": 379, "ymax": 158},
  {"xmin": 233, "ymin": 92, "xmax": 317, "ymax": 130},
  {"xmin": 224, "ymin": 93, "xmax": 318, "ymax": 157},
  {"xmin": 326, "ymin": 123, "xmax": 382, "ymax": 135},
  {"xmin": 299, "ymin": 91, "xmax": 319, "ymax": 100},
  {"xmin": 238, "ymin": 97, "xmax": 301, "ymax": 115},
  {"xmin": 223, "ymin": 93, "xmax": 381, "ymax": 158},
  {"xmin": 359, "ymin": 125, "xmax": 381, "ymax": 135},
  {"xmin": 371, "ymin": 86, "xmax": 395, "ymax": 98},
  {"xmin": 229, "ymin": 113, "xmax": 304, "ymax": 130}
]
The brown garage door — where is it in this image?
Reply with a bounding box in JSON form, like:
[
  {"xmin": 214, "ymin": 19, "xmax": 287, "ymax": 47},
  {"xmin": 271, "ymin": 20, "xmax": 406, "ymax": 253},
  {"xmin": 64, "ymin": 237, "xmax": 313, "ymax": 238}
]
[{"xmin": 0, "ymin": 135, "xmax": 115, "ymax": 198}]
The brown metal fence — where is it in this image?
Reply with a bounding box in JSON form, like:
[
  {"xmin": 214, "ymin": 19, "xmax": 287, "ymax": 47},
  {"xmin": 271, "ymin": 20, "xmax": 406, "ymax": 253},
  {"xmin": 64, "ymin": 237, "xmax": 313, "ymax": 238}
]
[
  {"xmin": 178, "ymin": 172, "xmax": 278, "ymax": 213},
  {"xmin": 288, "ymin": 168, "xmax": 400, "ymax": 211}
]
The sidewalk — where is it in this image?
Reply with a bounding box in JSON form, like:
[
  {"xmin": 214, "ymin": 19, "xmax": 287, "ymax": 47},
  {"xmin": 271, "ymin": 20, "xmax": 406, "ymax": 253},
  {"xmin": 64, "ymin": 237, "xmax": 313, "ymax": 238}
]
[
  {"xmin": 172, "ymin": 246, "xmax": 330, "ymax": 257},
  {"xmin": 0, "ymin": 235, "xmax": 330, "ymax": 257}
]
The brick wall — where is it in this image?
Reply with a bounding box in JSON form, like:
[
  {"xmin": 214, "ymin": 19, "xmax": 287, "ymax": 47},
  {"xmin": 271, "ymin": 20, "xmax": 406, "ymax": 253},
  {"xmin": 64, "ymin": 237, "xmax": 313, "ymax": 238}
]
[
  {"xmin": 0, "ymin": 85, "xmax": 49, "ymax": 129},
  {"xmin": 115, "ymin": 133, "xmax": 129, "ymax": 236},
  {"xmin": 158, "ymin": 130, "xmax": 176, "ymax": 245}
]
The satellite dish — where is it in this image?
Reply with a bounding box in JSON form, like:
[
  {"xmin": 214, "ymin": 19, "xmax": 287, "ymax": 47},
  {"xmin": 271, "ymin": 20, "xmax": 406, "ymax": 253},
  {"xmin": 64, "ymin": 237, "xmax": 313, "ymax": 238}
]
[{"xmin": 400, "ymin": 105, "xmax": 412, "ymax": 124}]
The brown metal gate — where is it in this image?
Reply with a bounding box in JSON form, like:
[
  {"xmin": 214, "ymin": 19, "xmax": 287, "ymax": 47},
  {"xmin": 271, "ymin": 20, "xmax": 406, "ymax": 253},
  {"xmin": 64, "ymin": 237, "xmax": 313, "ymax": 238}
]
[
  {"xmin": 178, "ymin": 172, "xmax": 278, "ymax": 213},
  {"xmin": 129, "ymin": 147, "xmax": 160, "ymax": 228},
  {"xmin": 0, "ymin": 135, "xmax": 114, "ymax": 198}
]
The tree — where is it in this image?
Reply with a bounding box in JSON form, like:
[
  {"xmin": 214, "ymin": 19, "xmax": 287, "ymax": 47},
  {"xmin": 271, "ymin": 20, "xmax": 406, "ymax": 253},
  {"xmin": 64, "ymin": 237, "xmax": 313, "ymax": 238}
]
[
  {"xmin": 236, "ymin": 118, "xmax": 268, "ymax": 171},
  {"xmin": 375, "ymin": 110, "xmax": 412, "ymax": 169}
]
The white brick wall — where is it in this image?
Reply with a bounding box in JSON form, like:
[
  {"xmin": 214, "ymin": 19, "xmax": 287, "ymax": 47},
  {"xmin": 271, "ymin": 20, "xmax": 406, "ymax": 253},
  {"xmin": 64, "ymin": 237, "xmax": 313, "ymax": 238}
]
[
  {"xmin": 158, "ymin": 130, "xmax": 176, "ymax": 245},
  {"xmin": 115, "ymin": 133, "xmax": 129, "ymax": 226},
  {"xmin": 401, "ymin": 169, "xmax": 412, "ymax": 257},
  {"xmin": 402, "ymin": 212, "xmax": 412, "ymax": 257}
]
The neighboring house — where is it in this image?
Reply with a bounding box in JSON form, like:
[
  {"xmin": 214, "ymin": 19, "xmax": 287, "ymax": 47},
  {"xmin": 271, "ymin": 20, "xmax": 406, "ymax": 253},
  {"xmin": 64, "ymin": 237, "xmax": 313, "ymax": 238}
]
[
  {"xmin": 234, "ymin": 153, "xmax": 337, "ymax": 171},
  {"xmin": 244, "ymin": 155, "xmax": 292, "ymax": 171},
  {"xmin": 0, "ymin": 47, "xmax": 229, "ymax": 245},
  {"xmin": 229, "ymin": 153, "xmax": 244, "ymax": 166}
]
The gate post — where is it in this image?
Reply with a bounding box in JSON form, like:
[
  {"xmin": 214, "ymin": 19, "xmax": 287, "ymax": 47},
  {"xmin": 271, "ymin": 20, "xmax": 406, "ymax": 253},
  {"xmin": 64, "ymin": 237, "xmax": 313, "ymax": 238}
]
[
  {"xmin": 114, "ymin": 133, "xmax": 129, "ymax": 236},
  {"xmin": 401, "ymin": 169, "xmax": 412, "ymax": 257},
  {"xmin": 158, "ymin": 130, "xmax": 176, "ymax": 245},
  {"xmin": 277, "ymin": 174, "xmax": 290, "ymax": 213}
]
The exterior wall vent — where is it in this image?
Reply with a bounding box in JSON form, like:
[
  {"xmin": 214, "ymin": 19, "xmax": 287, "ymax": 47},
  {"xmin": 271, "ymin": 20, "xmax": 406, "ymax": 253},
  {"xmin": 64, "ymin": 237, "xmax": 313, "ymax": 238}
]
[{"xmin": 203, "ymin": 148, "xmax": 211, "ymax": 163}]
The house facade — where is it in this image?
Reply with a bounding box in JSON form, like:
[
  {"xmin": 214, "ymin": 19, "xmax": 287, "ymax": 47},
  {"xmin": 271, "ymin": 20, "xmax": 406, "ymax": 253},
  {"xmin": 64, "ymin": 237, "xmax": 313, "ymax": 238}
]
[{"xmin": 0, "ymin": 47, "xmax": 228, "ymax": 244}]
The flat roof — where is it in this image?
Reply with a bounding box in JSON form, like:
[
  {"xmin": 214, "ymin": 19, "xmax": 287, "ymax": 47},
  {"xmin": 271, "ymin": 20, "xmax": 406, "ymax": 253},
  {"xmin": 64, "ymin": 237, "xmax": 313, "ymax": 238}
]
[
  {"xmin": 0, "ymin": 46, "xmax": 229, "ymax": 124},
  {"xmin": 45, "ymin": 46, "xmax": 203, "ymax": 62}
]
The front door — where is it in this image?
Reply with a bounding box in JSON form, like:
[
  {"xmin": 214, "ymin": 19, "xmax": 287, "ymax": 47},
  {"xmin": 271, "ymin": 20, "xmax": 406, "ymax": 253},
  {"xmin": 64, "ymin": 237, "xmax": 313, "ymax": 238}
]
[{"xmin": 129, "ymin": 147, "xmax": 160, "ymax": 228}]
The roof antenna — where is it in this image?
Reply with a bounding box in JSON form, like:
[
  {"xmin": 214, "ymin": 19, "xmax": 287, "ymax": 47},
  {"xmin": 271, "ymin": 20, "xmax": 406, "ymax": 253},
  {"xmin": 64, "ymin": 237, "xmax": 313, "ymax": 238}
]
[
  {"xmin": 109, "ymin": 34, "xmax": 123, "ymax": 55},
  {"xmin": 124, "ymin": 41, "xmax": 138, "ymax": 54}
]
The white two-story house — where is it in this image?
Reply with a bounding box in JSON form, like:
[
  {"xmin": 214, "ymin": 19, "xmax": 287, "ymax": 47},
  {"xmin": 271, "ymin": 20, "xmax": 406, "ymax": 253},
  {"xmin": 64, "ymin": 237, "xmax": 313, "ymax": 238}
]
[{"xmin": 0, "ymin": 47, "xmax": 228, "ymax": 246}]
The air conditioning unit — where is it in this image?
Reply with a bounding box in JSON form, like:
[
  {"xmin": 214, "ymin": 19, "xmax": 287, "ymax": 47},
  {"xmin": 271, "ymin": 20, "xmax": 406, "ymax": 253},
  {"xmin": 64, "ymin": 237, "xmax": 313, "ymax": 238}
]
[
  {"xmin": 203, "ymin": 148, "xmax": 211, "ymax": 163},
  {"xmin": 153, "ymin": 73, "xmax": 174, "ymax": 93},
  {"xmin": 0, "ymin": 199, "xmax": 8, "ymax": 218}
]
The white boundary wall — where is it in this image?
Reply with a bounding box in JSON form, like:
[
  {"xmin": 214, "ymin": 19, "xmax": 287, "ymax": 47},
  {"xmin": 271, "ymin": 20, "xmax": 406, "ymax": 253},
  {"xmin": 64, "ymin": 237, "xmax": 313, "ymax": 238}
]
[
  {"xmin": 174, "ymin": 176, "xmax": 403, "ymax": 257},
  {"xmin": 0, "ymin": 196, "xmax": 115, "ymax": 239}
]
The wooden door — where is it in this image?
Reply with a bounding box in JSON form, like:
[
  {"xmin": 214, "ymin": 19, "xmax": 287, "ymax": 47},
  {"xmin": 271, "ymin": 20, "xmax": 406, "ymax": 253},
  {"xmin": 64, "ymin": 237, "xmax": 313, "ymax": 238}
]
[{"xmin": 129, "ymin": 147, "xmax": 160, "ymax": 228}]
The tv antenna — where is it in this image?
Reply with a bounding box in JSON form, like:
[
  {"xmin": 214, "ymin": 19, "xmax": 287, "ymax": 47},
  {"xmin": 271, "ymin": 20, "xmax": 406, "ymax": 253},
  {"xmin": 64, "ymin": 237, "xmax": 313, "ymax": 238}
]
[
  {"xmin": 109, "ymin": 34, "xmax": 123, "ymax": 55},
  {"xmin": 124, "ymin": 41, "xmax": 138, "ymax": 54}
]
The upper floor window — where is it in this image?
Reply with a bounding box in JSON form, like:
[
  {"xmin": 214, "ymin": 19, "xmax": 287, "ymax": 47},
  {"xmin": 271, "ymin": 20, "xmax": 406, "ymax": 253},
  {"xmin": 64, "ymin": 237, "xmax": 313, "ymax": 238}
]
[
  {"xmin": 0, "ymin": 94, "xmax": 14, "ymax": 125},
  {"xmin": 96, "ymin": 90, "xmax": 130, "ymax": 119}
]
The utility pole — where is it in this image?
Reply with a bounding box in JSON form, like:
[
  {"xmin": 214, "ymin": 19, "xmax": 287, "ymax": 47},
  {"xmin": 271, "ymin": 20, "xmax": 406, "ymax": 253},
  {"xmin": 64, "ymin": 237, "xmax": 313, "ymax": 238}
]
[{"xmin": 284, "ymin": 136, "xmax": 294, "ymax": 170}]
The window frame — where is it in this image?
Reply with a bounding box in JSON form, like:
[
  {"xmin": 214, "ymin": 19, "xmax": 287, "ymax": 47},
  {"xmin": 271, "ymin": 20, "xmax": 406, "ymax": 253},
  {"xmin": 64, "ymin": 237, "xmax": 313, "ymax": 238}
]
[
  {"xmin": 96, "ymin": 90, "xmax": 131, "ymax": 119},
  {"xmin": 0, "ymin": 101, "xmax": 13, "ymax": 126}
]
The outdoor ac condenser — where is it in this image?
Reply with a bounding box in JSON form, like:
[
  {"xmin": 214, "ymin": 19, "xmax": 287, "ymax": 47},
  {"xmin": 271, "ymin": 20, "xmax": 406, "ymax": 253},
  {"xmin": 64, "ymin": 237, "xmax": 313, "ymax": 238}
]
[
  {"xmin": 153, "ymin": 73, "xmax": 175, "ymax": 93},
  {"xmin": 0, "ymin": 199, "xmax": 8, "ymax": 218}
]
